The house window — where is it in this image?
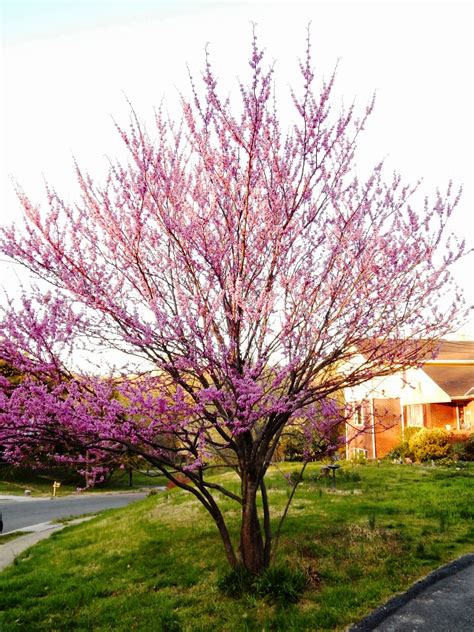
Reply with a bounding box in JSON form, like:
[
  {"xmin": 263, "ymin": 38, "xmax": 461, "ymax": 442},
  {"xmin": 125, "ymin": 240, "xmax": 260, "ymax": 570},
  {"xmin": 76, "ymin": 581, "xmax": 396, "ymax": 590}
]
[
  {"xmin": 406, "ymin": 404, "xmax": 424, "ymax": 427},
  {"xmin": 351, "ymin": 448, "xmax": 368, "ymax": 458},
  {"xmin": 353, "ymin": 403, "xmax": 365, "ymax": 426}
]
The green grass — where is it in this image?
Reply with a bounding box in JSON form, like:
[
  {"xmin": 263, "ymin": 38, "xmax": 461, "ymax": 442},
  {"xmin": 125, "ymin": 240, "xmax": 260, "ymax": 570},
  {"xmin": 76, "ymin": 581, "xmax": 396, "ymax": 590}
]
[{"xmin": 0, "ymin": 462, "xmax": 472, "ymax": 631}]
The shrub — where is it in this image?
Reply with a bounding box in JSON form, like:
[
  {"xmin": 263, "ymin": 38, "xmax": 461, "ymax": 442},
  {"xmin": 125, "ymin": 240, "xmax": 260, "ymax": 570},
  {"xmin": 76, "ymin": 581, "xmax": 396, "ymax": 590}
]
[
  {"xmin": 450, "ymin": 434, "xmax": 474, "ymax": 461},
  {"xmin": 337, "ymin": 469, "xmax": 361, "ymax": 483},
  {"xmin": 349, "ymin": 453, "xmax": 367, "ymax": 465},
  {"xmin": 386, "ymin": 442, "xmax": 408, "ymax": 460},
  {"xmin": 278, "ymin": 428, "xmax": 339, "ymax": 462},
  {"xmin": 403, "ymin": 427, "xmax": 423, "ymax": 443},
  {"xmin": 278, "ymin": 433, "xmax": 306, "ymax": 461},
  {"xmin": 435, "ymin": 457, "xmax": 458, "ymax": 467},
  {"xmin": 409, "ymin": 428, "xmax": 451, "ymax": 462},
  {"xmin": 386, "ymin": 427, "xmax": 420, "ymax": 461}
]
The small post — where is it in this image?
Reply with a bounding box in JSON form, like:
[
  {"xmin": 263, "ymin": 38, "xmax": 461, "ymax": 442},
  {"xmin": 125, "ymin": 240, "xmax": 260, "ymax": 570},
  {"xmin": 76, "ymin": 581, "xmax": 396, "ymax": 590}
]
[
  {"xmin": 327, "ymin": 463, "xmax": 340, "ymax": 489},
  {"xmin": 52, "ymin": 481, "xmax": 61, "ymax": 497}
]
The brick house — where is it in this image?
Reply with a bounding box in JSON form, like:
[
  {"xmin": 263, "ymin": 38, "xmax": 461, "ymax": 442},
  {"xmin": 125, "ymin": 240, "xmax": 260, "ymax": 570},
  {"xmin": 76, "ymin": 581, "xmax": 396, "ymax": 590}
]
[{"xmin": 344, "ymin": 340, "xmax": 474, "ymax": 459}]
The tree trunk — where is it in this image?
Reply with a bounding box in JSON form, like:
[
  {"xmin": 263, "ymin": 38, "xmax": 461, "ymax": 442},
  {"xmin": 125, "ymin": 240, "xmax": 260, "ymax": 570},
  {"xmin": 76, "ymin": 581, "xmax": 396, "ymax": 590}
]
[
  {"xmin": 214, "ymin": 513, "xmax": 239, "ymax": 570},
  {"xmin": 240, "ymin": 477, "xmax": 265, "ymax": 574}
]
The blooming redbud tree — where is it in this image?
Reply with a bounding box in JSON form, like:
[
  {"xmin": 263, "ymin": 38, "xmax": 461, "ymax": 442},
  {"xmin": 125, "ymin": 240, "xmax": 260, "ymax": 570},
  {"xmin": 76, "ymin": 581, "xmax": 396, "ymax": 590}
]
[{"xmin": 0, "ymin": 32, "xmax": 466, "ymax": 574}]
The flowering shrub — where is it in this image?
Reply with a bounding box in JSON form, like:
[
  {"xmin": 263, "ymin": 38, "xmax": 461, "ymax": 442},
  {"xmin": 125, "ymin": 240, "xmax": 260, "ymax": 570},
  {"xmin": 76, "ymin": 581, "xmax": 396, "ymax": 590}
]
[{"xmin": 408, "ymin": 428, "xmax": 451, "ymax": 462}]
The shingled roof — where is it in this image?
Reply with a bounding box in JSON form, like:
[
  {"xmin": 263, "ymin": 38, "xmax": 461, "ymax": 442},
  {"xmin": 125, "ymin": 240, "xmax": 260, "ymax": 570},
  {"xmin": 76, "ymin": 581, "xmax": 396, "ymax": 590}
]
[
  {"xmin": 429, "ymin": 340, "xmax": 474, "ymax": 362},
  {"xmin": 422, "ymin": 364, "xmax": 474, "ymax": 399},
  {"xmin": 355, "ymin": 339, "xmax": 474, "ymax": 363}
]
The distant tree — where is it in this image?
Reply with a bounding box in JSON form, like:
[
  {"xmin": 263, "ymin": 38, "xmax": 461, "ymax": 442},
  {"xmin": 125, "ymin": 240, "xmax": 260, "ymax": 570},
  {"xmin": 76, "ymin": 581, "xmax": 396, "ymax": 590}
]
[{"xmin": 0, "ymin": 30, "xmax": 466, "ymax": 574}]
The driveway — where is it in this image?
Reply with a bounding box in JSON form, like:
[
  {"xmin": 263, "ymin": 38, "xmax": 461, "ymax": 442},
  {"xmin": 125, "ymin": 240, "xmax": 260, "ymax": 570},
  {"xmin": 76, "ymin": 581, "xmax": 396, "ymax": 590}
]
[{"xmin": 0, "ymin": 492, "xmax": 149, "ymax": 533}]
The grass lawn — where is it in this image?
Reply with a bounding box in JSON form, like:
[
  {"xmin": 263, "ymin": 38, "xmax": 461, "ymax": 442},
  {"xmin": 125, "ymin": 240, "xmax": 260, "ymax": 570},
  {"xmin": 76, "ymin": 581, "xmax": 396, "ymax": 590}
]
[{"xmin": 0, "ymin": 461, "xmax": 472, "ymax": 631}]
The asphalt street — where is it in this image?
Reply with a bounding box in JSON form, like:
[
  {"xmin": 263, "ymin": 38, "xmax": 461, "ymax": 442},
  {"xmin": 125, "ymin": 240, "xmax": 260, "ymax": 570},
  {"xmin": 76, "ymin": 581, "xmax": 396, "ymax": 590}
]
[
  {"xmin": 372, "ymin": 562, "xmax": 474, "ymax": 631},
  {"xmin": 0, "ymin": 492, "xmax": 148, "ymax": 533},
  {"xmin": 351, "ymin": 554, "xmax": 474, "ymax": 632}
]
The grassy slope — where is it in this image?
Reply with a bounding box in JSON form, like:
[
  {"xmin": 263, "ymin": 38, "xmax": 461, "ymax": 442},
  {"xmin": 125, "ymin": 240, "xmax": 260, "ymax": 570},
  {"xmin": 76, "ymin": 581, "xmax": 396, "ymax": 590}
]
[{"xmin": 0, "ymin": 462, "xmax": 472, "ymax": 631}]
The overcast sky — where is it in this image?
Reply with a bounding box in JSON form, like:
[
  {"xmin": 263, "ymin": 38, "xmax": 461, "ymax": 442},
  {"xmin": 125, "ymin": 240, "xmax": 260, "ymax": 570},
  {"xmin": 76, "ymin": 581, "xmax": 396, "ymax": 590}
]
[{"xmin": 1, "ymin": 0, "xmax": 473, "ymax": 333}]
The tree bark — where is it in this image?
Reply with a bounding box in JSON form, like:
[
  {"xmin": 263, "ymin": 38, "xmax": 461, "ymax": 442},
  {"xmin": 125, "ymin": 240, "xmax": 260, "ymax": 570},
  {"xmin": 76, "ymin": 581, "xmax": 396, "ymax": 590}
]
[
  {"xmin": 214, "ymin": 512, "xmax": 239, "ymax": 569},
  {"xmin": 260, "ymin": 479, "xmax": 271, "ymax": 568},
  {"xmin": 240, "ymin": 475, "xmax": 265, "ymax": 574}
]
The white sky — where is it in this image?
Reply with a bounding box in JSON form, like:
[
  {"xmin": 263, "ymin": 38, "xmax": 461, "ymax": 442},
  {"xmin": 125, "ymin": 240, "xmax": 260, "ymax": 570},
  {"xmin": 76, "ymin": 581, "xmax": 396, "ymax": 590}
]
[{"xmin": 1, "ymin": 0, "xmax": 473, "ymax": 334}]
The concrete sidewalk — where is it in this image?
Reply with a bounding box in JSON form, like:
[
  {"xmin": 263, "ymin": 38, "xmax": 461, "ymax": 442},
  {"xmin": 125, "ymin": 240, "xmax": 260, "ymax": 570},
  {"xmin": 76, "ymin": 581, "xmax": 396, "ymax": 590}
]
[
  {"xmin": 350, "ymin": 553, "xmax": 474, "ymax": 631},
  {"xmin": 0, "ymin": 517, "xmax": 94, "ymax": 571}
]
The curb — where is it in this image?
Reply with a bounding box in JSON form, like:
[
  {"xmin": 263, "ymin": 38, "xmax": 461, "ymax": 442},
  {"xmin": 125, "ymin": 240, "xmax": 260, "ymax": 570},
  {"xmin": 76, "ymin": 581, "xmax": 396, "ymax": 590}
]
[{"xmin": 349, "ymin": 553, "xmax": 474, "ymax": 631}]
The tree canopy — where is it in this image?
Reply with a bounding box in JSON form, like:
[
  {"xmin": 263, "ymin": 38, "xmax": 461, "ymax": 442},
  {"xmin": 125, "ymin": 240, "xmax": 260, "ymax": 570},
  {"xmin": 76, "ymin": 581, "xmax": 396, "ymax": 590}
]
[{"xmin": 0, "ymin": 30, "xmax": 466, "ymax": 574}]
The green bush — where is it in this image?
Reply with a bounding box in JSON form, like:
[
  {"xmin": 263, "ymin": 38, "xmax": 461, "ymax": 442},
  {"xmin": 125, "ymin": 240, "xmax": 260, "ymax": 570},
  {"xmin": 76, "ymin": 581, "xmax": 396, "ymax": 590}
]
[
  {"xmin": 436, "ymin": 457, "xmax": 459, "ymax": 467},
  {"xmin": 278, "ymin": 428, "xmax": 338, "ymax": 462},
  {"xmin": 349, "ymin": 453, "xmax": 367, "ymax": 465},
  {"xmin": 386, "ymin": 427, "xmax": 420, "ymax": 461},
  {"xmin": 337, "ymin": 469, "xmax": 361, "ymax": 483},
  {"xmin": 409, "ymin": 428, "xmax": 451, "ymax": 462},
  {"xmin": 451, "ymin": 434, "xmax": 474, "ymax": 461},
  {"xmin": 403, "ymin": 427, "xmax": 423, "ymax": 443}
]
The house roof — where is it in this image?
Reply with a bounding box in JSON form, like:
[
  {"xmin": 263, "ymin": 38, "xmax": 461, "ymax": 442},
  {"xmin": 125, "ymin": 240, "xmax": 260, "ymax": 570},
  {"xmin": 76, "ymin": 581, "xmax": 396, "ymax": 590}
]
[
  {"xmin": 422, "ymin": 364, "xmax": 474, "ymax": 399},
  {"xmin": 354, "ymin": 339, "xmax": 474, "ymax": 364},
  {"xmin": 355, "ymin": 339, "xmax": 474, "ymax": 401},
  {"xmin": 355, "ymin": 339, "xmax": 437, "ymax": 362},
  {"xmin": 430, "ymin": 340, "xmax": 474, "ymax": 361}
]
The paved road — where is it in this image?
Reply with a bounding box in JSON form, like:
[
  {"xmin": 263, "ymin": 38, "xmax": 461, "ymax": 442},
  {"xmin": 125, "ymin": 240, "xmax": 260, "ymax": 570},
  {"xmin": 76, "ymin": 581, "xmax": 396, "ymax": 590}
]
[
  {"xmin": 373, "ymin": 562, "xmax": 474, "ymax": 631},
  {"xmin": 0, "ymin": 492, "xmax": 148, "ymax": 533},
  {"xmin": 351, "ymin": 554, "xmax": 474, "ymax": 632}
]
